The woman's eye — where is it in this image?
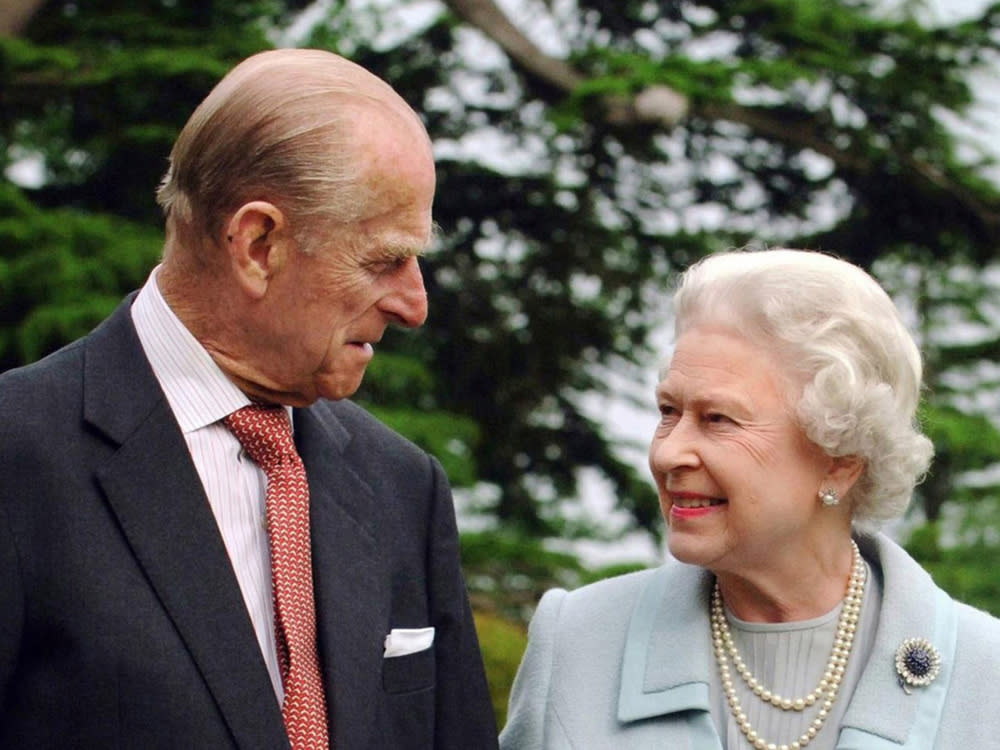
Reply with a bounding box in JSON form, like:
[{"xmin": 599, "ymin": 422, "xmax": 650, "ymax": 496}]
[{"xmin": 658, "ymin": 404, "xmax": 679, "ymax": 422}]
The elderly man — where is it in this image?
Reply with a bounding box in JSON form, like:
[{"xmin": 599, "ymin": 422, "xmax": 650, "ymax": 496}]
[{"xmin": 0, "ymin": 49, "xmax": 498, "ymax": 750}]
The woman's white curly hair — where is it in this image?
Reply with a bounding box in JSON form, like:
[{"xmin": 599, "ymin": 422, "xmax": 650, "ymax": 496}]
[{"xmin": 668, "ymin": 248, "xmax": 933, "ymax": 526}]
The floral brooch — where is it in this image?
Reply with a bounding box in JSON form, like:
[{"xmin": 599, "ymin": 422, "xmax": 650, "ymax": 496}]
[{"xmin": 894, "ymin": 637, "xmax": 941, "ymax": 694}]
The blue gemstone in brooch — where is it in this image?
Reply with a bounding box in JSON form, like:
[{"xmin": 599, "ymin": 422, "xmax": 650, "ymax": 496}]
[{"xmin": 894, "ymin": 637, "xmax": 941, "ymax": 693}]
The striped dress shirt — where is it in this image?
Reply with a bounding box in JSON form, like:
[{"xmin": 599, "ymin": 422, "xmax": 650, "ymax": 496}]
[{"xmin": 131, "ymin": 266, "xmax": 285, "ymax": 700}]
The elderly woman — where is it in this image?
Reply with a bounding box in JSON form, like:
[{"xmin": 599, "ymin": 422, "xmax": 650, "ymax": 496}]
[{"xmin": 500, "ymin": 248, "xmax": 1000, "ymax": 750}]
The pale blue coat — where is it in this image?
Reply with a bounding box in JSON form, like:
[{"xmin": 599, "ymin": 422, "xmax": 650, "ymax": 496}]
[{"xmin": 500, "ymin": 534, "xmax": 1000, "ymax": 749}]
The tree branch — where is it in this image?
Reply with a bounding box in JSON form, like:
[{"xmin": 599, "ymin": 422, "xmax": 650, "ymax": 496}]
[
  {"xmin": 442, "ymin": 0, "xmax": 583, "ymax": 91},
  {"xmin": 443, "ymin": 0, "xmax": 689, "ymax": 126},
  {"xmin": 439, "ymin": 0, "xmax": 1000, "ymax": 237}
]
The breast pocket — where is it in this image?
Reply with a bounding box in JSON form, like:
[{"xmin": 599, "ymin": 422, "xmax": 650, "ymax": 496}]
[{"xmin": 382, "ymin": 646, "xmax": 436, "ymax": 694}]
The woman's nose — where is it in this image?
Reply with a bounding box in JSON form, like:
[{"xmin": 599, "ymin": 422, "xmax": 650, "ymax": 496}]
[{"xmin": 649, "ymin": 418, "xmax": 701, "ymax": 475}]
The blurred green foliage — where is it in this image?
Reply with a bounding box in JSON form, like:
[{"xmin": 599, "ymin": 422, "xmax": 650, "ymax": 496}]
[
  {"xmin": 474, "ymin": 612, "xmax": 527, "ymax": 729},
  {"xmin": 907, "ymin": 522, "xmax": 1000, "ymax": 616},
  {"xmin": 6, "ymin": 4, "xmax": 1000, "ymax": 725},
  {"xmin": 467, "ymin": 531, "xmax": 647, "ymax": 726},
  {"xmin": 0, "ymin": 181, "xmax": 160, "ymax": 368},
  {"xmin": 462, "ymin": 530, "xmax": 588, "ymax": 622}
]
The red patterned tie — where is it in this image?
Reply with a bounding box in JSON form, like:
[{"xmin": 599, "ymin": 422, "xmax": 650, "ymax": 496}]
[{"xmin": 224, "ymin": 404, "xmax": 330, "ymax": 750}]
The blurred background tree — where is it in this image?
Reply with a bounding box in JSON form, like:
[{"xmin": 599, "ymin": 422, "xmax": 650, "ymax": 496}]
[{"xmin": 6, "ymin": 0, "xmax": 1000, "ymax": 724}]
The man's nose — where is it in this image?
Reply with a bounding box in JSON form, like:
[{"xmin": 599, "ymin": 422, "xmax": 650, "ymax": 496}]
[{"xmin": 382, "ymin": 255, "xmax": 428, "ymax": 328}]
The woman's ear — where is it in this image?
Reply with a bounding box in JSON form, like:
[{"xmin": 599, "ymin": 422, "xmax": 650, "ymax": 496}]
[
  {"xmin": 826, "ymin": 454, "xmax": 865, "ymax": 499},
  {"xmin": 224, "ymin": 201, "xmax": 290, "ymax": 298}
]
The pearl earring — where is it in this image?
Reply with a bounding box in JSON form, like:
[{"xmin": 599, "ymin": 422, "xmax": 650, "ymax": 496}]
[{"xmin": 819, "ymin": 487, "xmax": 839, "ymax": 506}]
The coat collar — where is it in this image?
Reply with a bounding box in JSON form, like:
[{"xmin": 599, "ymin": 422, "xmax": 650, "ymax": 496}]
[
  {"xmin": 617, "ymin": 558, "xmax": 715, "ymax": 722},
  {"xmin": 86, "ymin": 299, "xmax": 394, "ymax": 750},
  {"xmin": 85, "ymin": 296, "xmax": 290, "ymax": 749},
  {"xmin": 838, "ymin": 534, "xmax": 957, "ymax": 749},
  {"xmin": 617, "ymin": 534, "xmax": 957, "ymax": 749}
]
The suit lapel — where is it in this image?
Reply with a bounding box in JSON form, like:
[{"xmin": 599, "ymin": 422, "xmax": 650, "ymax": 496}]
[
  {"xmin": 295, "ymin": 403, "xmax": 387, "ymax": 750},
  {"xmin": 84, "ymin": 299, "xmax": 288, "ymax": 750}
]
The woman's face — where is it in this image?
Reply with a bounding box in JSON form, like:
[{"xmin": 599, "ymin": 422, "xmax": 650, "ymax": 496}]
[{"xmin": 649, "ymin": 326, "xmax": 837, "ymax": 578}]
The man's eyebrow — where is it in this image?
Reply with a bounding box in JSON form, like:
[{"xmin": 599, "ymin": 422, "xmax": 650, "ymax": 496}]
[
  {"xmin": 383, "ymin": 222, "xmax": 441, "ymax": 259},
  {"xmin": 381, "ymin": 242, "xmax": 426, "ymax": 260}
]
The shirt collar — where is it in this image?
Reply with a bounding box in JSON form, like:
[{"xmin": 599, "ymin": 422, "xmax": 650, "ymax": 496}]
[{"xmin": 131, "ymin": 265, "xmax": 256, "ymax": 433}]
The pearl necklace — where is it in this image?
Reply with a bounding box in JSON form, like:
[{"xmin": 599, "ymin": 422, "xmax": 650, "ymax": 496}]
[{"xmin": 710, "ymin": 540, "xmax": 866, "ymax": 750}]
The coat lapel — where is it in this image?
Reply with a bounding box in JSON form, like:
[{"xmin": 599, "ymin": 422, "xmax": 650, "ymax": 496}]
[
  {"xmin": 617, "ymin": 561, "xmax": 723, "ymax": 750},
  {"xmin": 836, "ymin": 534, "xmax": 957, "ymax": 749},
  {"xmin": 617, "ymin": 537, "xmax": 956, "ymax": 750},
  {"xmin": 84, "ymin": 299, "xmax": 288, "ymax": 750},
  {"xmin": 295, "ymin": 402, "xmax": 386, "ymax": 750},
  {"xmin": 618, "ymin": 562, "xmax": 716, "ymax": 721}
]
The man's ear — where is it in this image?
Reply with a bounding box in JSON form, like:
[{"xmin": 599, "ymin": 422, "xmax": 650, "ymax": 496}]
[{"xmin": 224, "ymin": 201, "xmax": 291, "ymax": 298}]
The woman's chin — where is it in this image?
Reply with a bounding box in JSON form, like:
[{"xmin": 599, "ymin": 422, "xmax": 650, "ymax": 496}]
[{"xmin": 666, "ymin": 533, "xmax": 718, "ymax": 567}]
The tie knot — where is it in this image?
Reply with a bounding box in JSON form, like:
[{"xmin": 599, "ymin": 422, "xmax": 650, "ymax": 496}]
[{"xmin": 224, "ymin": 404, "xmax": 297, "ymax": 473}]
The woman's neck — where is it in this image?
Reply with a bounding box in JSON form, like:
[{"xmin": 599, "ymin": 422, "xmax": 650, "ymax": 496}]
[{"xmin": 713, "ymin": 535, "xmax": 856, "ymax": 622}]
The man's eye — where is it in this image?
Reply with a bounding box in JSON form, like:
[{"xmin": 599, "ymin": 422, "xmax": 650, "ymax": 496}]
[{"xmin": 370, "ymin": 257, "xmax": 408, "ymax": 273}]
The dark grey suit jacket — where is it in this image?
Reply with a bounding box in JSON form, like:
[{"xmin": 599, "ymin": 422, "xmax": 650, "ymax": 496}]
[{"xmin": 0, "ymin": 296, "xmax": 498, "ymax": 749}]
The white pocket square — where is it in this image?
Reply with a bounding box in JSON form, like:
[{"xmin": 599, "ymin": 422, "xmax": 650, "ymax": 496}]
[{"xmin": 383, "ymin": 626, "xmax": 435, "ymax": 658}]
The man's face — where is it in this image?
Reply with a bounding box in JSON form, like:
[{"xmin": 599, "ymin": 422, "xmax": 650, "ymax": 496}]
[{"xmin": 248, "ymin": 130, "xmax": 435, "ymax": 405}]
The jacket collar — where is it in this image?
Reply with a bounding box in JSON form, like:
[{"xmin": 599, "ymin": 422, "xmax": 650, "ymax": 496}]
[
  {"xmin": 838, "ymin": 534, "xmax": 957, "ymax": 748},
  {"xmin": 85, "ymin": 296, "xmax": 290, "ymax": 749},
  {"xmin": 617, "ymin": 558, "xmax": 715, "ymax": 722},
  {"xmin": 616, "ymin": 534, "xmax": 957, "ymax": 749},
  {"xmin": 87, "ymin": 296, "xmax": 393, "ymax": 749}
]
